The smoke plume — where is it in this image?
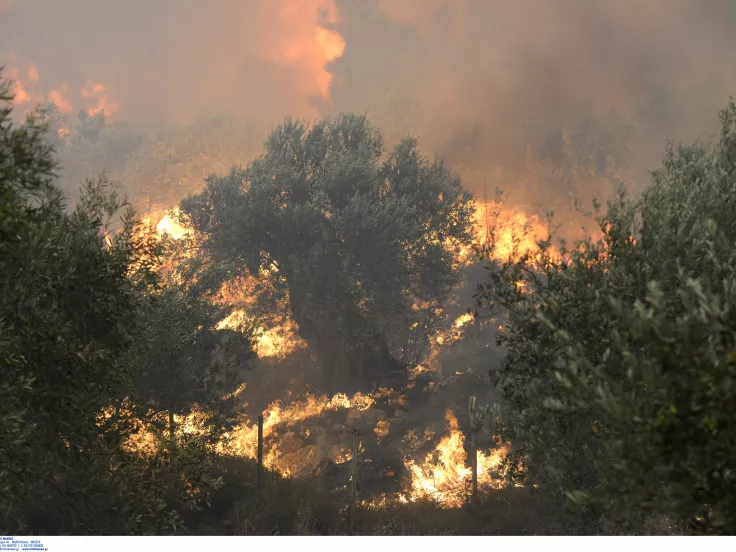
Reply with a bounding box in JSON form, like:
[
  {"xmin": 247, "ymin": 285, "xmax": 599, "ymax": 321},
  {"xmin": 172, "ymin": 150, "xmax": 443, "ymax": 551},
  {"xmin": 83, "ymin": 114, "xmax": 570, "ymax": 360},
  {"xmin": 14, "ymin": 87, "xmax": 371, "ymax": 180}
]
[{"xmin": 2, "ymin": 0, "xmax": 735, "ymax": 202}]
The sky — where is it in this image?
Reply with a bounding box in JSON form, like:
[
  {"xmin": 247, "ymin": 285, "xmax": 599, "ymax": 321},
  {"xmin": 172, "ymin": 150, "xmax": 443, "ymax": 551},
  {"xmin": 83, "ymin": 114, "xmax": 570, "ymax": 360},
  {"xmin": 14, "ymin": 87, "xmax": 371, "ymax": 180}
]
[{"xmin": 2, "ymin": 0, "xmax": 735, "ymax": 201}]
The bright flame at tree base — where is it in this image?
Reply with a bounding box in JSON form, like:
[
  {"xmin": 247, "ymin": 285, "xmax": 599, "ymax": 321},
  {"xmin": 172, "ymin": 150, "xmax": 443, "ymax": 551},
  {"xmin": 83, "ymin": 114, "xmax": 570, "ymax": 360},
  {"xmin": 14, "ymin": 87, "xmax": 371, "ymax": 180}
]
[{"xmin": 402, "ymin": 410, "xmax": 512, "ymax": 508}]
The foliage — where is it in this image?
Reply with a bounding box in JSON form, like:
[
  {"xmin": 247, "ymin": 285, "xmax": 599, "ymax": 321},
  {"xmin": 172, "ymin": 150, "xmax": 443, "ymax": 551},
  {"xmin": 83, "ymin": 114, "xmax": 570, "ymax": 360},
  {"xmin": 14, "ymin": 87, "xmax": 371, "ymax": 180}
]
[
  {"xmin": 476, "ymin": 100, "xmax": 736, "ymax": 533},
  {"xmin": 121, "ymin": 269, "xmax": 255, "ymax": 439},
  {"xmin": 179, "ymin": 114, "xmax": 475, "ymax": 390},
  {"xmin": 45, "ymin": 107, "xmax": 259, "ymax": 215},
  {"xmin": 0, "ymin": 68, "xmax": 242, "ymax": 534},
  {"xmin": 0, "ymin": 79, "xmax": 175, "ymax": 531}
]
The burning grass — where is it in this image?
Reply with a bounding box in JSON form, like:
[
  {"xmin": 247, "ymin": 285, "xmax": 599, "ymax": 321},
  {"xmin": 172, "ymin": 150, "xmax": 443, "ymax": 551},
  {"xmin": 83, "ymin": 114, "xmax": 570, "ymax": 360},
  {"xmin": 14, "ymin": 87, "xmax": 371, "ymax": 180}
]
[{"xmin": 402, "ymin": 410, "xmax": 513, "ymax": 508}]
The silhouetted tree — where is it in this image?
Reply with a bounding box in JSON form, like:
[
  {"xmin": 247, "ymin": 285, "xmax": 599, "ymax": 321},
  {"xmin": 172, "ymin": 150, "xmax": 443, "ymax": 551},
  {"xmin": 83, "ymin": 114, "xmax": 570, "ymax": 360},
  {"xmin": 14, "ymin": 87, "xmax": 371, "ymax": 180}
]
[{"xmin": 179, "ymin": 114, "xmax": 475, "ymax": 391}]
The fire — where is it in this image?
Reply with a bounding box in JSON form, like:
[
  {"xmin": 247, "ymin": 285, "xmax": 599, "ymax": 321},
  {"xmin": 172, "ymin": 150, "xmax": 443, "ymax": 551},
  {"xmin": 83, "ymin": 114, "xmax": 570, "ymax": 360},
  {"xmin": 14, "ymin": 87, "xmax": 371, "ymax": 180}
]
[
  {"xmin": 48, "ymin": 85, "xmax": 72, "ymax": 114},
  {"xmin": 217, "ymin": 309, "xmax": 307, "ymax": 360},
  {"xmin": 4, "ymin": 60, "xmax": 116, "ymax": 120},
  {"xmin": 81, "ymin": 80, "xmax": 119, "ymax": 117},
  {"xmin": 221, "ymin": 391, "xmax": 375, "ymax": 475},
  {"xmin": 468, "ymin": 200, "xmax": 554, "ymax": 263},
  {"xmin": 9, "ymin": 67, "xmax": 31, "ymax": 105},
  {"xmin": 155, "ymin": 210, "xmax": 189, "ymax": 240},
  {"xmin": 433, "ymin": 311, "xmax": 475, "ymax": 347},
  {"xmin": 403, "ymin": 410, "xmax": 512, "ymax": 508},
  {"xmin": 374, "ymin": 419, "xmax": 390, "ymax": 440},
  {"xmin": 334, "ymin": 449, "xmax": 353, "ymax": 464}
]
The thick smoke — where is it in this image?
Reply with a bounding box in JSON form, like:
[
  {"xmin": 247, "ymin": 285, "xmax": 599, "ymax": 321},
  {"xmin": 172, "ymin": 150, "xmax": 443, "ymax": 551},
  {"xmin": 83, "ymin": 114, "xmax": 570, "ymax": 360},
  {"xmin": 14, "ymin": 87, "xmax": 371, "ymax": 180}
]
[{"xmin": 2, "ymin": 0, "xmax": 735, "ymax": 202}]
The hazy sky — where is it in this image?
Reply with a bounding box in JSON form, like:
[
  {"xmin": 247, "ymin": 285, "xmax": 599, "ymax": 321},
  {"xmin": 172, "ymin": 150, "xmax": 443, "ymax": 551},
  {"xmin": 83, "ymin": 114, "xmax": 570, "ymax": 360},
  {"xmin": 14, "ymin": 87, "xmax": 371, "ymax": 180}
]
[{"xmin": 2, "ymin": 0, "xmax": 735, "ymax": 199}]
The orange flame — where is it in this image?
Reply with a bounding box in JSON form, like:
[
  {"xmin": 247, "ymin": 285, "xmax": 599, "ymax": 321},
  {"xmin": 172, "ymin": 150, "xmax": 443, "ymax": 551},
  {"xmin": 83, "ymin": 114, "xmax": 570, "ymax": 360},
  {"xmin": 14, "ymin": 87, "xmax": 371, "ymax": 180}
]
[
  {"xmin": 221, "ymin": 391, "xmax": 375, "ymax": 476},
  {"xmin": 48, "ymin": 84, "xmax": 72, "ymax": 114},
  {"xmin": 402, "ymin": 410, "xmax": 513, "ymax": 507},
  {"xmin": 81, "ymin": 80, "xmax": 119, "ymax": 117},
  {"xmin": 155, "ymin": 210, "xmax": 189, "ymax": 240}
]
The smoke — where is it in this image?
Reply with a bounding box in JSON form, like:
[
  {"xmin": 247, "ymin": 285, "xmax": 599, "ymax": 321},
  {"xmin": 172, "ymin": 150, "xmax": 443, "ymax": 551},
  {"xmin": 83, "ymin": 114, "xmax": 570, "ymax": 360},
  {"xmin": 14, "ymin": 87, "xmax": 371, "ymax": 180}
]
[
  {"xmin": 2, "ymin": 0, "xmax": 735, "ymax": 202},
  {"xmin": 332, "ymin": 0, "xmax": 736, "ymax": 202}
]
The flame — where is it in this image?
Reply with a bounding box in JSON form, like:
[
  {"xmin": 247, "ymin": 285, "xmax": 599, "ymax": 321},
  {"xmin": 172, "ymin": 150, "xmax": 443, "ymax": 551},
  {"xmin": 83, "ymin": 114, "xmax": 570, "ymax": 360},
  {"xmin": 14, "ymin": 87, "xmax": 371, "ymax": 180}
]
[
  {"xmin": 217, "ymin": 309, "xmax": 307, "ymax": 360},
  {"xmin": 48, "ymin": 84, "xmax": 72, "ymax": 113},
  {"xmin": 374, "ymin": 419, "xmax": 390, "ymax": 440},
  {"xmin": 81, "ymin": 80, "xmax": 119, "ymax": 117},
  {"xmin": 4, "ymin": 60, "xmax": 116, "ymax": 120},
  {"xmin": 221, "ymin": 391, "xmax": 375, "ymax": 476},
  {"xmin": 403, "ymin": 410, "xmax": 512, "ymax": 508},
  {"xmin": 434, "ymin": 311, "xmax": 475, "ymax": 347},
  {"xmin": 455, "ymin": 200, "xmax": 556, "ymax": 266},
  {"xmin": 475, "ymin": 200, "xmax": 551, "ymax": 260},
  {"xmin": 9, "ymin": 67, "xmax": 31, "ymax": 105},
  {"xmin": 334, "ymin": 449, "xmax": 353, "ymax": 464},
  {"xmin": 155, "ymin": 210, "xmax": 189, "ymax": 240}
]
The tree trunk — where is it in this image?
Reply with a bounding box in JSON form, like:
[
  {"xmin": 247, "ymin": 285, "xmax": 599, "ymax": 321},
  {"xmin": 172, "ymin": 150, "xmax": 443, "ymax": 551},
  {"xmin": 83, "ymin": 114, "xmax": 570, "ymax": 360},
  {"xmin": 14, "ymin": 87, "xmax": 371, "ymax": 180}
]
[{"xmin": 290, "ymin": 294, "xmax": 407, "ymax": 393}]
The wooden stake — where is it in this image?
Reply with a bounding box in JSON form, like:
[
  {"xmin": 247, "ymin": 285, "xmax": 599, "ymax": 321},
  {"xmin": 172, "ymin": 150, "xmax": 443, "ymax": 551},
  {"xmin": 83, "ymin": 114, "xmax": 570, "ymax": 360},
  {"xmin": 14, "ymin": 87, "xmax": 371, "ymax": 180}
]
[
  {"xmin": 469, "ymin": 396, "xmax": 478, "ymax": 502},
  {"xmin": 257, "ymin": 414, "xmax": 264, "ymax": 489},
  {"xmin": 349, "ymin": 428, "xmax": 359, "ymax": 535}
]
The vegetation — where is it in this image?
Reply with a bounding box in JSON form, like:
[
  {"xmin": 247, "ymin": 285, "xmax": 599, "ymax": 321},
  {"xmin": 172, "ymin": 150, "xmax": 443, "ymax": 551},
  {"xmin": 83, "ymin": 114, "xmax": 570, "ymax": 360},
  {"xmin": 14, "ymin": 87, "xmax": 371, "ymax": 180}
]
[
  {"xmin": 178, "ymin": 114, "xmax": 475, "ymax": 391},
  {"xmin": 0, "ymin": 69, "xmax": 251, "ymax": 534},
  {"xmin": 477, "ymin": 100, "xmax": 736, "ymax": 534},
  {"xmin": 3, "ymin": 59, "xmax": 736, "ymax": 535}
]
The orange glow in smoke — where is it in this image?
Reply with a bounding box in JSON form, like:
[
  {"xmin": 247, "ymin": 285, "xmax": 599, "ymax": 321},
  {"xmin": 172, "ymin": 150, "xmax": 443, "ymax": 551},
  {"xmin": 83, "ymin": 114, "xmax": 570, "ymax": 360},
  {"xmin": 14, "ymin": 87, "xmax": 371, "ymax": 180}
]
[
  {"xmin": 81, "ymin": 80, "xmax": 119, "ymax": 117},
  {"xmin": 256, "ymin": 0, "xmax": 345, "ymax": 105},
  {"xmin": 48, "ymin": 84, "xmax": 72, "ymax": 113}
]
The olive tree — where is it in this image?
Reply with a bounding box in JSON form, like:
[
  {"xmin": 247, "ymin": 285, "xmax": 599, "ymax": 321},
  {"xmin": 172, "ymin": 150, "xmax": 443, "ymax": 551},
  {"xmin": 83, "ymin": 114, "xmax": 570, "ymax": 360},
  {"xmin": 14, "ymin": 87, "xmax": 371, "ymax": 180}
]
[
  {"xmin": 477, "ymin": 100, "xmax": 736, "ymax": 534},
  {"xmin": 179, "ymin": 114, "xmax": 475, "ymax": 392}
]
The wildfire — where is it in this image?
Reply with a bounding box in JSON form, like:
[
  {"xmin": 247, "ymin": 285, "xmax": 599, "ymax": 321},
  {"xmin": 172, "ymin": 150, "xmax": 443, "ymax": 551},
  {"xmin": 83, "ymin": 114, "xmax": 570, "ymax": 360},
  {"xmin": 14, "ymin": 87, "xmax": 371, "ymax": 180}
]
[
  {"xmin": 374, "ymin": 419, "xmax": 390, "ymax": 440},
  {"xmin": 81, "ymin": 80, "xmax": 119, "ymax": 117},
  {"xmin": 47, "ymin": 84, "xmax": 72, "ymax": 114},
  {"xmin": 217, "ymin": 309, "xmax": 307, "ymax": 360},
  {"xmin": 221, "ymin": 391, "xmax": 375, "ymax": 475},
  {"xmin": 402, "ymin": 410, "xmax": 512, "ymax": 508},
  {"xmin": 461, "ymin": 200, "xmax": 554, "ymax": 265},
  {"xmin": 434, "ymin": 311, "xmax": 475, "ymax": 347},
  {"xmin": 4, "ymin": 60, "xmax": 117, "ymax": 121},
  {"xmin": 9, "ymin": 67, "xmax": 31, "ymax": 105},
  {"xmin": 155, "ymin": 210, "xmax": 189, "ymax": 240}
]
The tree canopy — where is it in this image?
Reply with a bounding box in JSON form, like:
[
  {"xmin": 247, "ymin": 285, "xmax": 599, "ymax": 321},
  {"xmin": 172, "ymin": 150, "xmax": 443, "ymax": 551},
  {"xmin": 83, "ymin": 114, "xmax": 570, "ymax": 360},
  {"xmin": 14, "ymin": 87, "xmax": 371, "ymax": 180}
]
[
  {"xmin": 478, "ymin": 100, "xmax": 736, "ymax": 534},
  {"xmin": 0, "ymin": 69, "xmax": 253, "ymax": 534},
  {"xmin": 179, "ymin": 114, "xmax": 475, "ymax": 391}
]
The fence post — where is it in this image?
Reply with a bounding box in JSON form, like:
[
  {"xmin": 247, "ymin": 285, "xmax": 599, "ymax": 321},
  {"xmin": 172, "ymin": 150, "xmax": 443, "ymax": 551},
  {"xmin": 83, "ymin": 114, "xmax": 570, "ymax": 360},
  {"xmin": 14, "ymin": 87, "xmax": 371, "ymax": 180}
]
[
  {"xmin": 349, "ymin": 428, "xmax": 359, "ymax": 535},
  {"xmin": 469, "ymin": 396, "xmax": 478, "ymax": 502},
  {"xmin": 257, "ymin": 414, "xmax": 264, "ymax": 489}
]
